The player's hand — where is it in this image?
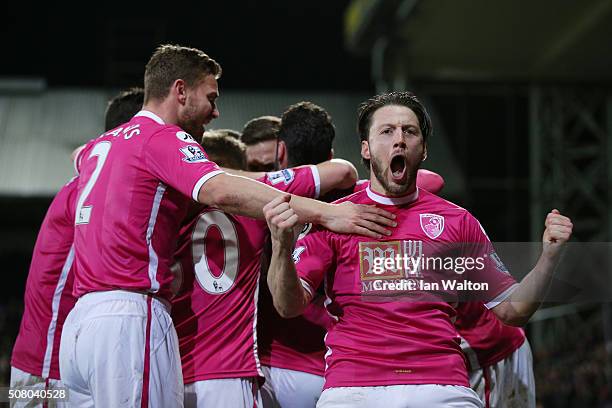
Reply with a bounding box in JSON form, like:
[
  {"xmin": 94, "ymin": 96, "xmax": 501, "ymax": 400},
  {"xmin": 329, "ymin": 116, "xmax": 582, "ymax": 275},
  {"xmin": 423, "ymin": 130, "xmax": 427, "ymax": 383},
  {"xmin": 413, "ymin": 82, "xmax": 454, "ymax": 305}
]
[
  {"xmin": 542, "ymin": 209, "xmax": 573, "ymax": 259},
  {"xmin": 264, "ymin": 194, "xmax": 301, "ymax": 249},
  {"xmin": 321, "ymin": 202, "xmax": 396, "ymax": 239}
]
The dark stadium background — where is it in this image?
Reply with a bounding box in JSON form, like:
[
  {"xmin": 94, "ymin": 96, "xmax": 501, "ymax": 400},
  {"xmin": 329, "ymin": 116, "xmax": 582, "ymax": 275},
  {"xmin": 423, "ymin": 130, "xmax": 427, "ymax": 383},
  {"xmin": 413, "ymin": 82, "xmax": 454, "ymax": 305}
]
[{"xmin": 1, "ymin": 1, "xmax": 611, "ymax": 407}]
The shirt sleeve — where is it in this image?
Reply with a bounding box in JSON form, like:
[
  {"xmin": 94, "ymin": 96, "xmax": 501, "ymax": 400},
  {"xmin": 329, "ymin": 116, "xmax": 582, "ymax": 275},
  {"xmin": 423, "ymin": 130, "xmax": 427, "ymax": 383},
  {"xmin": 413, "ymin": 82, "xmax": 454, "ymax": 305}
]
[
  {"xmin": 144, "ymin": 127, "xmax": 224, "ymax": 201},
  {"xmin": 416, "ymin": 169, "xmax": 445, "ymax": 195},
  {"xmin": 74, "ymin": 140, "xmax": 95, "ymax": 175},
  {"xmin": 64, "ymin": 177, "xmax": 80, "ymax": 223},
  {"xmin": 293, "ymin": 224, "xmax": 335, "ymax": 297},
  {"xmin": 260, "ymin": 165, "xmax": 320, "ymax": 198},
  {"xmin": 461, "ymin": 212, "xmax": 518, "ymax": 308}
]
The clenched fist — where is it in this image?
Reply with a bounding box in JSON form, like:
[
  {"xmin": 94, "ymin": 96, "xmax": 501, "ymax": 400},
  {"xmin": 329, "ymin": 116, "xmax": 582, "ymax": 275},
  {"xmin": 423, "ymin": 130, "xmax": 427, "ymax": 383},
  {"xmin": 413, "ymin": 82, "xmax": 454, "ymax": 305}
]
[
  {"xmin": 264, "ymin": 195, "xmax": 301, "ymax": 248},
  {"xmin": 542, "ymin": 209, "xmax": 573, "ymax": 258}
]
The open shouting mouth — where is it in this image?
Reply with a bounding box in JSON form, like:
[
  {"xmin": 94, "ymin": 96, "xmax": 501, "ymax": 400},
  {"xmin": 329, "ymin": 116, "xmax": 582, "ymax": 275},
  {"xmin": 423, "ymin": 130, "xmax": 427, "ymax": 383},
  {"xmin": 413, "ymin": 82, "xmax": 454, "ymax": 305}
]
[{"xmin": 390, "ymin": 154, "xmax": 407, "ymax": 183}]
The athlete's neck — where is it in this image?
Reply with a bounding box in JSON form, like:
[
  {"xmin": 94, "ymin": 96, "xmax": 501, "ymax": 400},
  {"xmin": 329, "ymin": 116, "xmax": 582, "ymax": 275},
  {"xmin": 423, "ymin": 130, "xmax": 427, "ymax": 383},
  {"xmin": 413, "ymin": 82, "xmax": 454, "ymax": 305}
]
[
  {"xmin": 142, "ymin": 99, "xmax": 179, "ymax": 126},
  {"xmin": 368, "ymin": 177, "xmax": 417, "ymax": 198}
]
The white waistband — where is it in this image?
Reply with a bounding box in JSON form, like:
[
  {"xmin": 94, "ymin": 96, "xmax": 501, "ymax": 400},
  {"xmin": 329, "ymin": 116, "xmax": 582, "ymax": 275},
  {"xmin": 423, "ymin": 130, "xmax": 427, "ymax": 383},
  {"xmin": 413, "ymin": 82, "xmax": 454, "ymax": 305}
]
[{"xmin": 78, "ymin": 290, "xmax": 171, "ymax": 313}]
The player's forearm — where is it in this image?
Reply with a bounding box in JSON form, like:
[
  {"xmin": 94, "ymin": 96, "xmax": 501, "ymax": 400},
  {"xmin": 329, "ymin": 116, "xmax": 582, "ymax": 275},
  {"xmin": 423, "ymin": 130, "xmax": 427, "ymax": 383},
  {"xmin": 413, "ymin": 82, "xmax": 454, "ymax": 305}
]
[
  {"xmin": 494, "ymin": 210, "xmax": 573, "ymax": 326},
  {"xmin": 267, "ymin": 242, "xmax": 309, "ymax": 318},
  {"xmin": 288, "ymin": 195, "xmax": 337, "ymax": 225},
  {"xmin": 199, "ymin": 173, "xmax": 280, "ymax": 218},
  {"xmin": 220, "ymin": 167, "xmax": 265, "ymax": 180},
  {"xmin": 494, "ymin": 252, "xmax": 557, "ymax": 326},
  {"xmin": 200, "ymin": 173, "xmax": 336, "ymax": 225}
]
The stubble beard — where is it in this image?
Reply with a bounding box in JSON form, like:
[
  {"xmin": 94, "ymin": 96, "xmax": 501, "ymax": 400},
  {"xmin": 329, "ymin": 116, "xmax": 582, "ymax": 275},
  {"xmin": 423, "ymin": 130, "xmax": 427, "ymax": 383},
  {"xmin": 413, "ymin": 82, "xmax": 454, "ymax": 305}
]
[
  {"xmin": 179, "ymin": 101, "xmax": 205, "ymax": 139},
  {"xmin": 370, "ymin": 154, "xmax": 418, "ymax": 196}
]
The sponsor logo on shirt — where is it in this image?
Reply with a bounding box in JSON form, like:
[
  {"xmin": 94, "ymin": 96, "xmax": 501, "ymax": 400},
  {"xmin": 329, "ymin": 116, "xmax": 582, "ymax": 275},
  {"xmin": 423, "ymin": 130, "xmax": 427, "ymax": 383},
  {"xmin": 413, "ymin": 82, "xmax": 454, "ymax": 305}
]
[
  {"xmin": 266, "ymin": 169, "xmax": 295, "ymax": 185},
  {"xmin": 359, "ymin": 240, "xmax": 424, "ymax": 281},
  {"xmin": 180, "ymin": 145, "xmax": 209, "ymax": 163},
  {"xmin": 419, "ymin": 214, "xmax": 445, "ymax": 239},
  {"xmin": 359, "ymin": 239, "xmax": 492, "ymax": 295},
  {"xmin": 176, "ymin": 131, "xmax": 196, "ymax": 143},
  {"xmin": 359, "ymin": 241, "xmax": 404, "ymax": 280}
]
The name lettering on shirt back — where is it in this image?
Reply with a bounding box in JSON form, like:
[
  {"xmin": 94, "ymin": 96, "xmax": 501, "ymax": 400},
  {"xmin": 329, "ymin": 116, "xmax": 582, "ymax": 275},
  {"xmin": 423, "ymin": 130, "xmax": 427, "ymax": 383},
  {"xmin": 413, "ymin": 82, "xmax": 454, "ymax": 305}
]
[{"xmin": 105, "ymin": 124, "xmax": 141, "ymax": 140}]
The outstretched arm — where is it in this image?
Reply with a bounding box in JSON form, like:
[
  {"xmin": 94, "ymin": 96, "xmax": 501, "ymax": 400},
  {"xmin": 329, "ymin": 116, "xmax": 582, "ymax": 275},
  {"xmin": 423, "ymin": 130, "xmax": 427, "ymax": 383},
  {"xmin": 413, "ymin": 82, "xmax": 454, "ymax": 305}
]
[
  {"xmin": 492, "ymin": 209, "xmax": 573, "ymax": 326},
  {"xmin": 198, "ymin": 173, "xmax": 396, "ymax": 239}
]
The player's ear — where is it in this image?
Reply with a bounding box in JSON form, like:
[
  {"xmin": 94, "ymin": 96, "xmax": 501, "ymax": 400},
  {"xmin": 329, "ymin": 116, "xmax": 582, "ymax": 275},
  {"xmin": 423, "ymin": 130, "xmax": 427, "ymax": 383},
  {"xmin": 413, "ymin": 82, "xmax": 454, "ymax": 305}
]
[
  {"xmin": 329, "ymin": 148, "xmax": 334, "ymax": 160},
  {"xmin": 173, "ymin": 79, "xmax": 187, "ymax": 105},
  {"xmin": 361, "ymin": 140, "xmax": 371, "ymax": 160},
  {"xmin": 422, "ymin": 144, "xmax": 428, "ymax": 162},
  {"xmin": 277, "ymin": 140, "xmax": 288, "ymax": 168}
]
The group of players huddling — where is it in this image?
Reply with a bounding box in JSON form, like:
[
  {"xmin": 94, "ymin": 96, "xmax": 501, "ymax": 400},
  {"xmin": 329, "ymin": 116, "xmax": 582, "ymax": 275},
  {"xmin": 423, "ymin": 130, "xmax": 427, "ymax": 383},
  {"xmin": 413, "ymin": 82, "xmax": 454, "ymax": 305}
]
[{"xmin": 10, "ymin": 44, "xmax": 573, "ymax": 407}]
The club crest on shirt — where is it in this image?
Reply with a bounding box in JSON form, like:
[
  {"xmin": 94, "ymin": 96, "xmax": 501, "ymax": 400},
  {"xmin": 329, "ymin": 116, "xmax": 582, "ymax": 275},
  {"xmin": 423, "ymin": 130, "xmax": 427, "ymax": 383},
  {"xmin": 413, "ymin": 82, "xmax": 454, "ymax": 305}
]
[
  {"xmin": 179, "ymin": 145, "xmax": 209, "ymax": 163},
  {"xmin": 176, "ymin": 131, "xmax": 196, "ymax": 143},
  {"xmin": 419, "ymin": 214, "xmax": 445, "ymax": 239},
  {"xmin": 266, "ymin": 169, "xmax": 295, "ymax": 185}
]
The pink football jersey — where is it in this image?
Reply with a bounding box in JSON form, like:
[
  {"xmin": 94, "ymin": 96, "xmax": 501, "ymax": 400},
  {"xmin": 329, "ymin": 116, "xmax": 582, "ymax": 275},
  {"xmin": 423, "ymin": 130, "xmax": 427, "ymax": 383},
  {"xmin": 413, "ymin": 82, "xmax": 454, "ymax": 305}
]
[
  {"xmin": 295, "ymin": 186, "xmax": 517, "ymax": 389},
  {"xmin": 257, "ymin": 287, "xmax": 328, "ymax": 376},
  {"xmin": 73, "ymin": 111, "xmax": 223, "ymax": 301},
  {"xmin": 259, "ymin": 170, "xmax": 447, "ymax": 377},
  {"xmin": 455, "ymin": 302, "xmax": 525, "ymax": 370},
  {"xmin": 12, "ymin": 177, "xmax": 79, "ymax": 380},
  {"xmin": 171, "ymin": 166, "xmax": 320, "ymax": 384},
  {"xmin": 416, "ymin": 169, "xmax": 445, "ymax": 194}
]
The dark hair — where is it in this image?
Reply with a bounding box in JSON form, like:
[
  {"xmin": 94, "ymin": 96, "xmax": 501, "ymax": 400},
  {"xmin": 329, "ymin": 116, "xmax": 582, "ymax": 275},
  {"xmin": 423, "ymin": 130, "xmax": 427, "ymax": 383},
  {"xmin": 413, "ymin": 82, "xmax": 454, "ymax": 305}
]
[
  {"xmin": 200, "ymin": 130, "xmax": 247, "ymax": 170},
  {"xmin": 240, "ymin": 116, "xmax": 281, "ymax": 145},
  {"xmin": 214, "ymin": 128, "xmax": 241, "ymax": 139},
  {"xmin": 144, "ymin": 44, "xmax": 222, "ymax": 103},
  {"xmin": 104, "ymin": 87, "xmax": 144, "ymax": 131},
  {"xmin": 279, "ymin": 101, "xmax": 335, "ymax": 166},
  {"xmin": 357, "ymin": 91, "xmax": 432, "ymax": 168}
]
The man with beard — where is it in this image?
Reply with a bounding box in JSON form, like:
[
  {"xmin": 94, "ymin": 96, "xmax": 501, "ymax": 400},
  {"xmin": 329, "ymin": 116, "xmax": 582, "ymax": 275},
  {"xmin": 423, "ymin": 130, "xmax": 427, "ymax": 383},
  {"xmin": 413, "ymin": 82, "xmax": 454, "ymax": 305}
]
[
  {"xmin": 264, "ymin": 91, "xmax": 573, "ymax": 407},
  {"xmin": 259, "ymin": 101, "xmax": 446, "ymax": 408},
  {"xmin": 60, "ymin": 45, "xmax": 396, "ymax": 407}
]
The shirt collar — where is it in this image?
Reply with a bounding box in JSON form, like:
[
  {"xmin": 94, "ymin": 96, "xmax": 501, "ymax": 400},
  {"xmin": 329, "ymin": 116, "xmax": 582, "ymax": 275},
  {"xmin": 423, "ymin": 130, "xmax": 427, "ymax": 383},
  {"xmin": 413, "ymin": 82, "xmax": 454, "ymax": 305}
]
[
  {"xmin": 365, "ymin": 186, "xmax": 419, "ymax": 205},
  {"xmin": 134, "ymin": 110, "xmax": 165, "ymax": 125}
]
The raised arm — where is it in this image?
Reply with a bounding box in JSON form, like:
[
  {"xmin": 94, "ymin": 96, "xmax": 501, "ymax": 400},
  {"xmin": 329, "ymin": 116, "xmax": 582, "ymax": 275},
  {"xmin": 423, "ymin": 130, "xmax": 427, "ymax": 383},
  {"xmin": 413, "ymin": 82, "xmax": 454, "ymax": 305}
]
[
  {"xmin": 491, "ymin": 209, "xmax": 573, "ymax": 326},
  {"xmin": 198, "ymin": 173, "xmax": 396, "ymax": 238},
  {"xmin": 264, "ymin": 195, "xmax": 312, "ymax": 318}
]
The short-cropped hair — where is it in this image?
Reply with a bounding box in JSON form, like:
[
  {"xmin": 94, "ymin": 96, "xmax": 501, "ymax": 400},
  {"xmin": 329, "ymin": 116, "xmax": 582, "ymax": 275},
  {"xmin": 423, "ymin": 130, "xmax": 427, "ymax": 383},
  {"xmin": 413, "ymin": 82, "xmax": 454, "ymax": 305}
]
[{"xmin": 144, "ymin": 44, "xmax": 221, "ymax": 103}]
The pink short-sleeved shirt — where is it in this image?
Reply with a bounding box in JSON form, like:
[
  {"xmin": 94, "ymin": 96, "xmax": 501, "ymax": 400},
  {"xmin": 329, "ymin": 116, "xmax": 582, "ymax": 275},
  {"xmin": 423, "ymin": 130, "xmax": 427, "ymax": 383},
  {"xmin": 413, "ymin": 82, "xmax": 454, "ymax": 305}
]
[
  {"xmin": 73, "ymin": 111, "xmax": 223, "ymax": 301},
  {"xmin": 172, "ymin": 166, "xmax": 320, "ymax": 383},
  {"xmin": 295, "ymin": 187, "xmax": 517, "ymax": 389},
  {"xmin": 11, "ymin": 177, "xmax": 79, "ymax": 380}
]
